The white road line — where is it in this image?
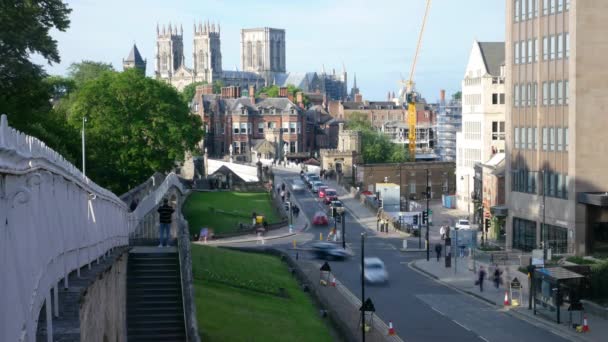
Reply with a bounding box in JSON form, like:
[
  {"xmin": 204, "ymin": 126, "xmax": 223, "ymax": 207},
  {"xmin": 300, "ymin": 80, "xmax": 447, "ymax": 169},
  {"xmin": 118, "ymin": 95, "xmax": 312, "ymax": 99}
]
[
  {"xmin": 479, "ymin": 336, "xmax": 490, "ymax": 342},
  {"xmin": 452, "ymin": 320, "xmax": 471, "ymax": 331},
  {"xmin": 431, "ymin": 307, "xmax": 445, "ymax": 316}
]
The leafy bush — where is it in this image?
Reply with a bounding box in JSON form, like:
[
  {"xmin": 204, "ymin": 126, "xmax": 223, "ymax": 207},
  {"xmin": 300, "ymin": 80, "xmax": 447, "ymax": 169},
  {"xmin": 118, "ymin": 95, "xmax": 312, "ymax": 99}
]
[
  {"xmin": 590, "ymin": 261, "xmax": 608, "ymax": 301},
  {"xmin": 566, "ymin": 256, "xmax": 597, "ymax": 265}
]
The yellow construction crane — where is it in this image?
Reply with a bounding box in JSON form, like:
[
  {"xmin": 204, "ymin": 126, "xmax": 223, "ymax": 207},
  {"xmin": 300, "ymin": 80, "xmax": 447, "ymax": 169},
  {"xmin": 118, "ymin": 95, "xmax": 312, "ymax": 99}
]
[{"xmin": 404, "ymin": 0, "xmax": 432, "ymax": 162}]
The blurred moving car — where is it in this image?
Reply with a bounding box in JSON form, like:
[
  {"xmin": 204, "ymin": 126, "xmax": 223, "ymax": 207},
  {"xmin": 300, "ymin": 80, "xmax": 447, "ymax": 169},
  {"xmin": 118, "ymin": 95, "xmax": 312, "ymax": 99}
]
[
  {"xmin": 323, "ymin": 189, "xmax": 338, "ymax": 204},
  {"xmin": 363, "ymin": 257, "xmax": 389, "ymax": 284},
  {"xmin": 318, "ymin": 186, "xmax": 329, "ymax": 198},
  {"xmin": 291, "ymin": 179, "xmax": 306, "ymax": 192},
  {"xmin": 306, "ymin": 174, "xmax": 320, "ymax": 187},
  {"xmin": 312, "ymin": 211, "xmax": 329, "ymax": 225},
  {"xmin": 311, "ymin": 181, "xmax": 325, "ymax": 193},
  {"xmin": 455, "ymin": 219, "xmax": 471, "ymax": 230},
  {"xmin": 310, "ymin": 242, "xmax": 350, "ymax": 260}
]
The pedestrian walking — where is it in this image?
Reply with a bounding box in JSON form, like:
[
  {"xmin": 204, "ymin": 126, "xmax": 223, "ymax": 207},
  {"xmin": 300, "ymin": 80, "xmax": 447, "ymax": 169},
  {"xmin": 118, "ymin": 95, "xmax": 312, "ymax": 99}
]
[
  {"xmin": 476, "ymin": 266, "xmax": 487, "ymax": 292},
  {"xmin": 287, "ymin": 191, "xmax": 291, "ymax": 200},
  {"xmin": 435, "ymin": 244, "xmax": 443, "ymax": 262},
  {"xmin": 440, "ymin": 225, "xmax": 446, "ymax": 240},
  {"xmin": 157, "ymin": 198, "xmax": 174, "ymax": 248},
  {"xmin": 280, "ymin": 190, "xmax": 286, "ymax": 203},
  {"xmin": 281, "ymin": 182, "xmax": 286, "ymax": 191},
  {"xmin": 293, "ymin": 205, "xmax": 300, "ymax": 218},
  {"xmin": 493, "ymin": 266, "xmax": 503, "ymax": 289}
]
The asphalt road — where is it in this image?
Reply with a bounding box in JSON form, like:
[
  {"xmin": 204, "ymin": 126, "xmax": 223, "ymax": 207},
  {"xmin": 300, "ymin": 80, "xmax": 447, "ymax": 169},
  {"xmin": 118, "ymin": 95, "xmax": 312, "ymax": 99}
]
[{"xmin": 269, "ymin": 170, "xmax": 569, "ymax": 342}]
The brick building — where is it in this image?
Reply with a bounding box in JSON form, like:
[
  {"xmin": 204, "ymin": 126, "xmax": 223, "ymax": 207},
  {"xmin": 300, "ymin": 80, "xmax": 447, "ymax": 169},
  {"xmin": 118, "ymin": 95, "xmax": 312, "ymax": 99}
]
[{"xmin": 191, "ymin": 86, "xmax": 308, "ymax": 162}]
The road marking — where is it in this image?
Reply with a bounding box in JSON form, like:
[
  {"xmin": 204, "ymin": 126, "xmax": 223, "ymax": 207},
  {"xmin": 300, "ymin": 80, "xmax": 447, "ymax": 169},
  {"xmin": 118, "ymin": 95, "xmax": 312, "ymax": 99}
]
[
  {"xmin": 479, "ymin": 336, "xmax": 489, "ymax": 342},
  {"xmin": 452, "ymin": 320, "xmax": 471, "ymax": 331},
  {"xmin": 431, "ymin": 307, "xmax": 445, "ymax": 316}
]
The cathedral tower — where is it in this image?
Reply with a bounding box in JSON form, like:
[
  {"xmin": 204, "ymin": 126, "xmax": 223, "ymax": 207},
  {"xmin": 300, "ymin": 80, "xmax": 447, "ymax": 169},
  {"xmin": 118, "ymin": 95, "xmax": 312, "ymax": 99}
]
[
  {"xmin": 155, "ymin": 23, "xmax": 184, "ymax": 79},
  {"xmin": 193, "ymin": 21, "xmax": 222, "ymax": 84}
]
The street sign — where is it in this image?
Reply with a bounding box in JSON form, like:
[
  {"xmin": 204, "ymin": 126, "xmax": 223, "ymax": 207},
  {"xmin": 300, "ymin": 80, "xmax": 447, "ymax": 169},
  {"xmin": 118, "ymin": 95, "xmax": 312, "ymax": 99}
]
[
  {"xmin": 511, "ymin": 277, "xmax": 521, "ymax": 289},
  {"xmin": 532, "ymin": 249, "xmax": 544, "ymax": 266}
]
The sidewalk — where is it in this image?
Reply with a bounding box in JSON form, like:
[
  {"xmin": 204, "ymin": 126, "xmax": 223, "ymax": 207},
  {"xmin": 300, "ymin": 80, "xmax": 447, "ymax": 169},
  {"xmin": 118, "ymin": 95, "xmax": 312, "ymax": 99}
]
[{"xmin": 411, "ymin": 257, "xmax": 607, "ymax": 342}]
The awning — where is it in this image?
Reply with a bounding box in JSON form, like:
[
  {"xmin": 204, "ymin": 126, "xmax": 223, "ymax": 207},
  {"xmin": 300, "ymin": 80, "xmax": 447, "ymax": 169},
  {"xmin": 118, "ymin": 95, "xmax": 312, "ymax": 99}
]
[
  {"xmin": 490, "ymin": 205, "xmax": 508, "ymax": 217},
  {"xmin": 577, "ymin": 192, "xmax": 608, "ymax": 207}
]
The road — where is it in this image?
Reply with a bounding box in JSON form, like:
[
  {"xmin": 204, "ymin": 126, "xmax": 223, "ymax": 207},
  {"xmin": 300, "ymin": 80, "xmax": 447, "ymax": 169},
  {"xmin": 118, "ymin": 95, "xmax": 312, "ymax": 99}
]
[{"xmin": 239, "ymin": 169, "xmax": 569, "ymax": 342}]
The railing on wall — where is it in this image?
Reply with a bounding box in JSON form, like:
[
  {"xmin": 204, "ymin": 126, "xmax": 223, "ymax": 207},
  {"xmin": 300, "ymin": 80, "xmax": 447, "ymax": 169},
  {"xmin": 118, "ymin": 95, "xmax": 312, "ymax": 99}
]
[{"xmin": 0, "ymin": 114, "xmax": 131, "ymax": 342}]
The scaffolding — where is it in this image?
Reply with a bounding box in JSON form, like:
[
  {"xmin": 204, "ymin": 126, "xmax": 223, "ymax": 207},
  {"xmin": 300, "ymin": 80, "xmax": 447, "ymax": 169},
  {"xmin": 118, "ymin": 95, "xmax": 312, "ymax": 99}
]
[{"xmin": 436, "ymin": 99, "xmax": 462, "ymax": 161}]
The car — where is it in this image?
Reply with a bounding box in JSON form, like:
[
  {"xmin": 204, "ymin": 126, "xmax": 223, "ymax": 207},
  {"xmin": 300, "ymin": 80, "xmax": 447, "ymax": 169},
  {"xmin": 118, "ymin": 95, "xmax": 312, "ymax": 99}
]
[
  {"xmin": 312, "ymin": 211, "xmax": 329, "ymax": 225},
  {"xmin": 291, "ymin": 179, "xmax": 306, "ymax": 192},
  {"xmin": 304, "ymin": 172, "xmax": 316, "ymax": 181},
  {"xmin": 307, "ymin": 175, "xmax": 320, "ymax": 187},
  {"xmin": 455, "ymin": 219, "xmax": 471, "ymax": 230},
  {"xmin": 309, "ymin": 242, "xmax": 350, "ymax": 260},
  {"xmin": 318, "ymin": 186, "xmax": 330, "ymax": 198},
  {"xmin": 311, "ymin": 181, "xmax": 325, "ymax": 193},
  {"xmin": 323, "ymin": 189, "xmax": 338, "ymax": 204},
  {"xmin": 363, "ymin": 257, "xmax": 389, "ymax": 284}
]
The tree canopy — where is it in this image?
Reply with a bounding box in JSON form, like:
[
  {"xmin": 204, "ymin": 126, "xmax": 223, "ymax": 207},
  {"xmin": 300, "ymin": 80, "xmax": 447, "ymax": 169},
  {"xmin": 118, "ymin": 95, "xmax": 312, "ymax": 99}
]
[
  {"xmin": 346, "ymin": 112, "xmax": 409, "ymax": 164},
  {"xmin": 67, "ymin": 69, "xmax": 204, "ymax": 193},
  {"xmin": 67, "ymin": 61, "xmax": 114, "ymax": 87},
  {"xmin": 256, "ymin": 84, "xmax": 310, "ymax": 107},
  {"xmin": 181, "ymin": 81, "xmax": 207, "ymax": 104},
  {"xmin": 0, "ymin": 0, "xmax": 72, "ymax": 133},
  {"xmin": 452, "ymin": 91, "xmax": 462, "ymax": 101}
]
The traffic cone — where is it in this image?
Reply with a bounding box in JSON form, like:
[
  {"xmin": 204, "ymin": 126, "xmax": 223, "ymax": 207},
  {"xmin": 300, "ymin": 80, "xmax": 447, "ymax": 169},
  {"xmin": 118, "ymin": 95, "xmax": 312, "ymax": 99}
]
[
  {"xmin": 582, "ymin": 315, "xmax": 589, "ymax": 332},
  {"xmin": 503, "ymin": 291, "xmax": 510, "ymax": 306},
  {"xmin": 388, "ymin": 321, "xmax": 395, "ymax": 336},
  {"xmin": 330, "ymin": 276, "xmax": 336, "ymax": 287}
]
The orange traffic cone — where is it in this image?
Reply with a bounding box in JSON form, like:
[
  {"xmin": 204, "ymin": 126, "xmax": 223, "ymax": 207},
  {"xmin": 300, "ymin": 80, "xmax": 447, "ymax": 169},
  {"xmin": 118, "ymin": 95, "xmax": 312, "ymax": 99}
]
[
  {"xmin": 388, "ymin": 321, "xmax": 395, "ymax": 336},
  {"xmin": 330, "ymin": 276, "xmax": 336, "ymax": 287},
  {"xmin": 582, "ymin": 315, "xmax": 589, "ymax": 332},
  {"xmin": 503, "ymin": 291, "xmax": 510, "ymax": 306}
]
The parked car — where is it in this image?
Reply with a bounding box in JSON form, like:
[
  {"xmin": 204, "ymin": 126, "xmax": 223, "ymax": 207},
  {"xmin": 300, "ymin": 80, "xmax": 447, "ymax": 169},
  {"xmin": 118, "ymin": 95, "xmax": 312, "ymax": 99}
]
[
  {"xmin": 455, "ymin": 219, "xmax": 471, "ymax": 230},
  {"xmin": 310, "ymin": 242, "xmax": 350, "ymax": 260},
  {"xmin": 311, "ymin": 181, "xmax": 325, "ymax": 193},
  {"xmin": 323, "ymin": 189, "xmax": 338, "ymax": 204},
  {"xmin": 363, "ymin": 257, "xmax": 389, "ymax": 284},
  {"xmin": 312, "ymin": 211, "xmax": 329, "ymax": 225},
  {"xmin": 318, "ymin": 186, "xmax": 330, "ymax": 198},
  {"xmin": 291, "ymin": 179, "xmax": 306, "ymax": 192}
]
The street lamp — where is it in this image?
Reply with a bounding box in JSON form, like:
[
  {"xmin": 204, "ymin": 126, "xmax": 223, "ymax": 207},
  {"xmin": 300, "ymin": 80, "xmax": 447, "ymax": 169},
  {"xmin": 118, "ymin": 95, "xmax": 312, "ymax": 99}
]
[
  {"xmin": 360, "ymin": 232, "xmax": 366, "ymax": 342},
  {"xmin": 398, "ymin": 212, "xmax": 403, "ymax": 231},
  {"xmin": 338, "ymin": 207, "xmax": 346, "ymax": 249},
  {"xmin": 426, "ymin": 168, "xmax": 430, "ymax": 261},
  {"xmin": 82, "ymin": 116, "xmax": 87, "ymax": 179}
]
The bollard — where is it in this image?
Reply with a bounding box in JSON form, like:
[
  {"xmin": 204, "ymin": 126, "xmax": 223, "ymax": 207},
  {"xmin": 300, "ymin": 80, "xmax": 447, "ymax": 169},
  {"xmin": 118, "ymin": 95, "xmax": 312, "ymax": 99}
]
[
  {"xmin": 293, "ymin": 239, "xmax": 297, "ymax": 249},
  {"xmin": 320, "ymin": 232, "xmax": 323, "ymax": 241}
]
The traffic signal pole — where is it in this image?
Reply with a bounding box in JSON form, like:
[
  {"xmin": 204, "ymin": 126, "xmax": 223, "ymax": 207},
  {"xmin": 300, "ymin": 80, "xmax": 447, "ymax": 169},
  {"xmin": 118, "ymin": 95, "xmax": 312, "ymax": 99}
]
[{"xmin": 426, "ymin": 168, "xmax": 430, "ymax": 261}]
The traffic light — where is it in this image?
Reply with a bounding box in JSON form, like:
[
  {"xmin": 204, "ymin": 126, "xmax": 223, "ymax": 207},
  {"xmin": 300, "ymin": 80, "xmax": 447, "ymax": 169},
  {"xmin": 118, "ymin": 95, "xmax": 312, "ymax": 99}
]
[
  {"xmin": 485, "ymin": 219, "xmax": 491, "ymax": 232},
  {"xmin": 413, "ymin": 215, "xmax": 418, "ymax": 225},
  {"xmin": 332, "ymin": 207, "xmax": 337, "ymax": 218},
  {"xmin": 422, "ymin": 210, "xmax": 428, "ymax": 224}
]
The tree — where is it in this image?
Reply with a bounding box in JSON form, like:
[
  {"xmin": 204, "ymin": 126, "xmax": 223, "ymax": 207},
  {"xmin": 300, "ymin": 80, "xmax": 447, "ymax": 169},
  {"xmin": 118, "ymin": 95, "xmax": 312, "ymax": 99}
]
[
  {"xmin": 181, "ymin": 81, "xmax": 207, "ymax": 104},
  {"xmin": 213, "ymin": 80, "xmax": 224, "ymax": 94},
  {"xmin": 346, "ymin": 111, "xmax": 409, "ymax": 164},
  {"xmin": 0, "ymin": 0, "xmax": 71, "ymax": 133},
  {"xmin": 256, "ymin": 84, "xmax": 310, "ymax": 106},
  {"xmin": 452, "ymin": 91, "xmax": 462, "ymax": 101},
  {"xmin": 67, "ymin": 61, "xmax": 114, "ymax": 87},
  {"xmin": 67, "ymin": 69, "xmax": 204, "ymax": 193}
]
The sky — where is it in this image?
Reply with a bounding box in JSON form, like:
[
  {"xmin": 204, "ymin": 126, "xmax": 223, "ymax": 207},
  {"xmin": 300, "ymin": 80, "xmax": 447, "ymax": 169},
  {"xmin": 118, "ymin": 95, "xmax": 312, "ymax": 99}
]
[{"xmin": 37, "ymin": 0, "xmax": 505, "ymax": 102}]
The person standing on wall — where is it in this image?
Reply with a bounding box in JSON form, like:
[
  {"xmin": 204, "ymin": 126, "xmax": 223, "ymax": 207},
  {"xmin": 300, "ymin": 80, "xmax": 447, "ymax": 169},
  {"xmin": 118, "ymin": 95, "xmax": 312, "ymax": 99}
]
[{"xmin": 157, "ymin": 198, "xmax": 174, "ymax": 248}]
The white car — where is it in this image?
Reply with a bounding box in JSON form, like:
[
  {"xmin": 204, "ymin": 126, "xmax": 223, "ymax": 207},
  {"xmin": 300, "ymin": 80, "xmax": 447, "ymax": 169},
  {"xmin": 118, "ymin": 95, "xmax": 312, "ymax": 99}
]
[
  {"xmin": 291, "ymin": 179, "xmax": 306, "ymax": 192},
  {"xmin": 455, "ymin": 219, "xmax": 471, "ymax": 230},
  {"xmin": 363, "ymin": 257, "xmax": 389, "ymax": 284}
]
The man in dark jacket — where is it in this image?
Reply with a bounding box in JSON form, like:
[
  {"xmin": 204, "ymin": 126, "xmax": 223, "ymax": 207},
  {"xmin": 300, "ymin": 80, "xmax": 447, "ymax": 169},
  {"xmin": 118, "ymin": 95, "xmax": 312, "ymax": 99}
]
[{"xmin": 157, "ymin": 198, "xmax": 174, "ymax": 247}]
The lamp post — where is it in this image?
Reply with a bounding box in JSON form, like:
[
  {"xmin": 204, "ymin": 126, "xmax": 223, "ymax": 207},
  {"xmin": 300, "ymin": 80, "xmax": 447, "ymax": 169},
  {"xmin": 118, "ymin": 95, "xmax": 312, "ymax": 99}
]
[
  {"xmin": 82, "ymin": 116, "xmax": 87, "ymax": 178},
  {"xmin": 426, "ymin": 168, "xmax": 430, "ymax": 261},
  {"xmin": 360, "ymin": 232, "xmax": 366, "ymax": 342},
  {"xmin": 542, "ymin": 168, "xmax": 547, "ymax": 263},
  {"xmin": 339, "ymin": 208, "xmax": 346, "ymax": 249}
]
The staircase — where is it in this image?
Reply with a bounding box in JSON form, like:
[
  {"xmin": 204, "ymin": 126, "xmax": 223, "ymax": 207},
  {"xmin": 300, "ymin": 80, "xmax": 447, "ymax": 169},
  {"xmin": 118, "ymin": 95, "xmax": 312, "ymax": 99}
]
[{"xmin": 127, "ymin": 247, "xmax": 186, "ymax": 341}]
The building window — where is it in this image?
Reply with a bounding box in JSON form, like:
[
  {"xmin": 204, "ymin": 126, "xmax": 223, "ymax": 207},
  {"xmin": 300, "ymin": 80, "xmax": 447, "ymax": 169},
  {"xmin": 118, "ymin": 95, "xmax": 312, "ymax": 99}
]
[
  {"xmin": 532, "ymin": 82, "xmax": 537, "ymax": 106},
  {"xmin": 556, "ymin": 80, "xmax": 563, "ymax": 105},
  {"xmin": 542, "ymin": 82, "xmax": 548, "ymax": 105},
  {"xmin": 514, "ymin": 84, "xmax": 520, "ymax": 107},
  {"xmin": 565, "ymin": 32, "xmax": 570, "ymax": 58},
  {"xmin": 515, "ymin": 127, "xmax": 520, "ymax": 149},
  {"xmin": 543, "ymin": 0, "xmax": 549, "ymax": 15},
  {"xmin": 527, "ymin": 39, "xmax": 533, "ymax": 63},
  {"xmin": 549, "ymin": 127, "xmax": 555, "ymax": 151},
  {"xmin": 566, "ymin": 0, "xmax": 570, "ymax": 11},
  {"xmin": 549, "ymin": 81, "xmax": 555, "ymax": 105},
  {"xmin": 557, "ymin": 0, "xmax": 563, "ymax": 12},
  {"xmin": 550, "ymin": 35, "xmax": 556, "ymax": 60},
  {"xmin": 534, "ymin": 0, "xmax": 539, "ymax": 16},
  {"xmin": 528, "ymin": 0, "xmax": 535, "ymax": 19},
  {"xmin": 258, "ymin": 122, "xmax": 264, "ymax": 133},
  {"xmin": 289, "ymin": 141, "xmax": 296, "ymax": 153},
  {"xmin": 500, "ymin": 93, "xmax": 506, "ymax": 104},
  {"xmin": 268, "ymin": 121, "xmax": 276, "ymax": 129},
  {"xmin": 557, "ymin": 33, "xmax": 563, "ymax": 59},
  {"xmin": 240, "ymin": 122, "xmax": 248, "ymax": 135},
  {"xmin": 541, "ymin": 223, "xmax": 568, "ymax": 253},
  {"xmin": 564, "ymin": 80, "xmax": 569, "ymax": 105},
  {"xmin": 513, "ymin": 217, "xmax": 537, "ymax": 252},
  {"xmin": 515, "ymin": 42, "xmax": 520, "ymax": 64},
  {"xmin": 565, "ymin": 127, "xmax": 569, "ymax": 151},
  {"xmin": 542, "ymin": 127, "xmax": 548, "ymax": 150},
  {"xmin": 233, "ymin": 142, "xmax": 240, "ymax": 154},
  {"xmin": 289, "ymin": 122, "xmax": 296, "ymax": 133},
  {"xmin": 527, "ymin": 126, "xmax": 533, "ymax": 149},
  {"xmin": 557, "ymin": 127, "xmax": 563, "ymax": 151},
  {"xmin": 550, "ymin": 0, "xmax": 556, "ymax": 13},
  {"xmin": 240, "ymin": 141, "xmax": 247, "ymax": 154},
  {"xmin": 515, "ymin": 0, "xmax": 520, "ymax": 21},
  {"xmin": 543, "ymin": 36, "xmax": 549, "ymax": 60},
  {"xmin": 534, "ymin": 38, "xmax": 539, "ymax": 62},
  {"xmin": 282, "ymin": 122, "xmax": 289, "ymax": 133},
  {"xmin": 520, "ymin": 127, "xmax": 526, "ymax": 149},
  {"xmin": 492, "ymin": 121, "xmax": 505, "ymax": 140},
  {"xmin": 233, "ymin": 123, "xmax": 240, "ymax": 134},
  {"xmin": 533, "ymin": 127, "xmax": 538, "ymax": 149}
]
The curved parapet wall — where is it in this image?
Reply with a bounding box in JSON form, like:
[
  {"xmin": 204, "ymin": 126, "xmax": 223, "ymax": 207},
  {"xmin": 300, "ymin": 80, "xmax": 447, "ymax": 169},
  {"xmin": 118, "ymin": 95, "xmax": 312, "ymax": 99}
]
[{"xmin": 0, "ymin": 114, "xmax": 131, "ymax": 342}]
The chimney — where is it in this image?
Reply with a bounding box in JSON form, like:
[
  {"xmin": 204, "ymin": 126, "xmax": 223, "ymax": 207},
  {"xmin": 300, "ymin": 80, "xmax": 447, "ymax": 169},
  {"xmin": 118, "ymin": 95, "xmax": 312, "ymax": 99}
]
[
  {"xmin": 198, "ymin": 84, "xmax": 214, "ymax": 95},
  {"xmin": 279, "ymin": 87, "xmax": 288, "ymax": 97},
  {"xmin": 249, "ymin": 84, "xmax": 256, "ymax": 104},
  {"xmin": 354, "ymin": 93, "xmax": 363, "ymax": 102},
  {"xmin": 440, "ymin": 89, "xmax": 446, "ymax": 102},
  {"xmin": 287, "ymin": 93, "xmax": 294, "ymax": 102},
  {"xmin": 296, "ymin": 92, "xmax": 303, "ymax": 105},
  {"xmin": 221, "ymin": 85, "xmax": 241, "ymax": 99}
]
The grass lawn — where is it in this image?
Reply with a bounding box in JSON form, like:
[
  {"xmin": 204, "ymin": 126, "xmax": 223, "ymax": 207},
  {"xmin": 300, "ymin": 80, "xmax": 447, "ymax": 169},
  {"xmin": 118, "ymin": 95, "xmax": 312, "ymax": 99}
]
[
  {"xmin": 183, "ymin": 192, "xmax": 282, "ymax": 235},
  {"xmin": 191, "ymin": 245, "xmax": 333, "ymax": 342}
]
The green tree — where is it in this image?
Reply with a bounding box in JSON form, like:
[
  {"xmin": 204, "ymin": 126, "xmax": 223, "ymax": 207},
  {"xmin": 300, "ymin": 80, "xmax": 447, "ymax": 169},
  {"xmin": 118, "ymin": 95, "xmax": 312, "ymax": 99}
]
[
  {"xmin": 0, "ymin": 0, "xmax": 71, "ymax": 133},
  {"xmin": 181, "ymin": 81, "xmax": 207, "ymax": 104},
  {"xmin": 67, "ymin": 60, "xmax": 114, "ymax": 87},
  {"xmin": 67, "ymin": 69, "xmax": 204, "ymax": 193},
  {"xmin": 213, "ymin": 80, "xmax": 224, "ymax": 94},
  {"xmin": 452, "ymin": 91, "xmax": 462, "ymax": 101},
  {"xmin": 44, "ymin": 75, "xmax": 76, "ymax": 101},
  {"xmin": 346, "ymin": 111, "xmax": 409, "ymax": 163}
]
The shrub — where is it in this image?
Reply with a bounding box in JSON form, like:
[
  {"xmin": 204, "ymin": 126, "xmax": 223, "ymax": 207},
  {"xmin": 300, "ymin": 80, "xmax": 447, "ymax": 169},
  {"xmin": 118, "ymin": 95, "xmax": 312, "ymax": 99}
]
[
  {"xmin": 566, "ymin": 256, "xmax": 597, "ymax": 265},
  {"xmin": 590, "ymin": 261, "xmax": 608, "ymax": 301}
]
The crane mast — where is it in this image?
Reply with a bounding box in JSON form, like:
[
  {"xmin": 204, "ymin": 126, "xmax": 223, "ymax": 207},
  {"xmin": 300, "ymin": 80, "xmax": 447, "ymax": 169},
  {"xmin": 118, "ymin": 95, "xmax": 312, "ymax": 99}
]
[{"xmin": 406, "ymin": 0, "xmax": 432, "ymax": 162}]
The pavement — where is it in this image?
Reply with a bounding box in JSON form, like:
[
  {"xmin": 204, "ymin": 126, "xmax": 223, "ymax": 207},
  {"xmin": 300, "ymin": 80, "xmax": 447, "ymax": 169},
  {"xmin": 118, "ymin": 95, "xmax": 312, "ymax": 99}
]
[{"xmin": 412, "ymin": 257, "xmax": 608, "ymax": 342}]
